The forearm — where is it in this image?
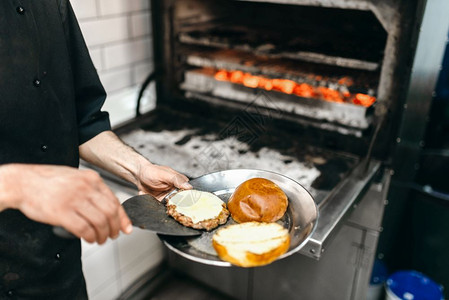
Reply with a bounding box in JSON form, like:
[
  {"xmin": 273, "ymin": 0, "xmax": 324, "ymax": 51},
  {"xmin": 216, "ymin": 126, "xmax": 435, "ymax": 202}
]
[
  {"xmin": 0, "ymin": 164, "xmax": 22, "ymax": 211},
  {"xmin": 79, "ymin": 130, "xmax": 151, "ymax": 187},
  {"xmin": 79, "ymin": 130, "xmax": 191, "ymax": 198}
]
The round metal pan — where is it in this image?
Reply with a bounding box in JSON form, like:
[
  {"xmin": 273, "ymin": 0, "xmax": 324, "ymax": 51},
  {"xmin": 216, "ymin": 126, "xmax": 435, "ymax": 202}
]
[{"xmin": 159, "ymin": 169, "xmax": 319, "ymax": 267}]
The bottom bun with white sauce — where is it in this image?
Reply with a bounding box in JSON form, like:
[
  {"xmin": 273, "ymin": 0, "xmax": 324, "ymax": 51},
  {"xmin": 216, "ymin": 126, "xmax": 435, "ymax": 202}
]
[{"xmin": 212, "ymin": 222, "xmax": 290, "ymax": 267}]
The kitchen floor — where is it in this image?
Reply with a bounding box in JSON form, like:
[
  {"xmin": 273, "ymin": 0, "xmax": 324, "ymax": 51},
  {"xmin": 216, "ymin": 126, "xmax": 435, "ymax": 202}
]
[
  {"xmin": 150, "ymin": 272, "xmax": 234, "ymax": 300},
  {"xmin": 123, "ymin": 269, "xmax": 236, "ymax": 300}
]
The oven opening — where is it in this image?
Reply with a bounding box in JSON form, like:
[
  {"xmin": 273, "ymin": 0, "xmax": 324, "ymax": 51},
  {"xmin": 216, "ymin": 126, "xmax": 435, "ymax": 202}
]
[{"xmin": 172, "ymin": 0, "xmax": 387, "ymax": 132}]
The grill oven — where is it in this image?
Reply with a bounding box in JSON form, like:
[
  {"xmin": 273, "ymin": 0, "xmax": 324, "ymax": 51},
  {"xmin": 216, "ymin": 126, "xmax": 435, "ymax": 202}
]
[{"xmin": 111, "ymin": 0, "xmax": 449, "ymax": 299}]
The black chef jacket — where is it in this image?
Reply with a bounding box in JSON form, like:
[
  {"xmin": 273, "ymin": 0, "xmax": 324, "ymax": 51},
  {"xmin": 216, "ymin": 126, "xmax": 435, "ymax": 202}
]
[{"xmin": 0, "ymin": 0, "xmax": 111, "ymax": 299}]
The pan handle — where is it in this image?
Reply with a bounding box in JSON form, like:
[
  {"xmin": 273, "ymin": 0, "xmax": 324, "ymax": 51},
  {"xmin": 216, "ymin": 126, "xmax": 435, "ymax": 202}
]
[{"xmin": 52, "ymin": 226, "xmax": 77, "ymax": 239}]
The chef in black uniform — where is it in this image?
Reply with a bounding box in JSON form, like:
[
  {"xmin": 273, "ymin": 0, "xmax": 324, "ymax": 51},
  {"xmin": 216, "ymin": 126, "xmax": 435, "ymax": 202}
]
[{"xmin": 0, "ymin": 1, "xmax": 192, "ymax": 298}]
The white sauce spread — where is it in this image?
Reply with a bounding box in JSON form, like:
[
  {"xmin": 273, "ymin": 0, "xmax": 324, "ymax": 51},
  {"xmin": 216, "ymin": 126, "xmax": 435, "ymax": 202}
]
[{"xmin": 168, "ymin": 190, "xmax": 224, "ymax": 223}]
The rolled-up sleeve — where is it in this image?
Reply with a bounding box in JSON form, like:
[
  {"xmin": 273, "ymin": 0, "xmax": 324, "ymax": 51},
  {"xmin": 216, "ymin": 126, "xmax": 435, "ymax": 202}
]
[{"xmin": 60, "ymin": 1, "xmax": 111, "ymax": 145}]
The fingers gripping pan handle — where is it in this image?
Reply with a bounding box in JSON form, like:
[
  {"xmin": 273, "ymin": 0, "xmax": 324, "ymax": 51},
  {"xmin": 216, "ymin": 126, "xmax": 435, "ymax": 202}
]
[{"xmin": 53, "ymin": 226, "xmax": 76, "ymax": 239}]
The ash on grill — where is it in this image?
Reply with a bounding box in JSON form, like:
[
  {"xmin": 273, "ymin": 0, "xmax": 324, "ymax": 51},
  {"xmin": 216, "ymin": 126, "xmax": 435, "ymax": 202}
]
[{"xmin": 120, "ymin": 108, "xmax": 358, "ymax": 203}]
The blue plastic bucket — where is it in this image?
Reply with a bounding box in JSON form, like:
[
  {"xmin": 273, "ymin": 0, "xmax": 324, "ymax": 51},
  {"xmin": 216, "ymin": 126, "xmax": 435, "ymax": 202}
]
[{"xmin": 385, "ymin": 270, "xmax": 444, "ymax": 300}]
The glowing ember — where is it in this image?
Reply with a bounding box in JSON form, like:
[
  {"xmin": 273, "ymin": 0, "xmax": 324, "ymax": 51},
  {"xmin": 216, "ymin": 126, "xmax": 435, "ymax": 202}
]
[
  {"xmin": 353, "ymin": 93, "xmax": 376, "ymax": 107},
  {"xmin": 214, "ymin": 69, "xmax": 376, "ymax": 107}
]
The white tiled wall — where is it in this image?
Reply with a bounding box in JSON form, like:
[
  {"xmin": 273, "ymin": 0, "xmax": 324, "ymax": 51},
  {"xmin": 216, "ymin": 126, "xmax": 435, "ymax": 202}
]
[
  {"xmin": 72, "ymin": 1, "xmax": 162, "ymax": 299},
  {"xmin": 71, "ymin": 0, "xmax": 155, "ymax": 127}
]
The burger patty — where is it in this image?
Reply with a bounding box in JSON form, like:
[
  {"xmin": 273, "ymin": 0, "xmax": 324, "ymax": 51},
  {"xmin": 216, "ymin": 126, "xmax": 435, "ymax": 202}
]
[{"xmin": 166, "ymin": 203, "xmax": 230, "ymax": 231}]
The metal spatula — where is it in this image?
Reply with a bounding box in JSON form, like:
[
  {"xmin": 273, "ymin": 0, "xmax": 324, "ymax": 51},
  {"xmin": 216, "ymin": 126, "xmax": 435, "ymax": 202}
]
[
  {"xmin": 53, "ymin": 194, "xmax": 202, "ymax": 238},
  {"xmin": 122, "ymin": 194, "xmax": 202, "ymax": 236}
]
